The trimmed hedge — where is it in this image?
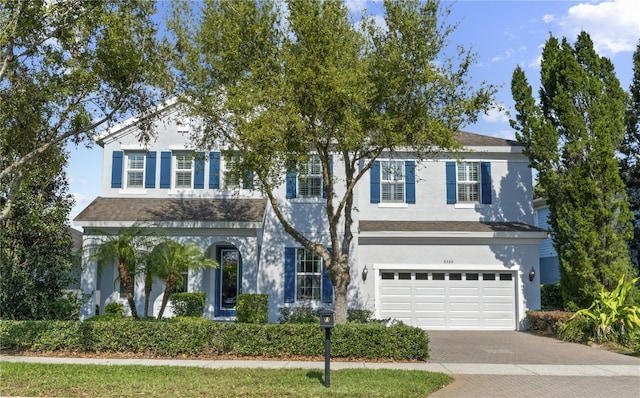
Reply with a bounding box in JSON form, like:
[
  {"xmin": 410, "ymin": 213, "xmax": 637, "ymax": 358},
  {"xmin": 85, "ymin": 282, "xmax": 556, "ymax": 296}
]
[{"xmin": 0, "ymin": 319, "xmax": 429, "ymax": 361}]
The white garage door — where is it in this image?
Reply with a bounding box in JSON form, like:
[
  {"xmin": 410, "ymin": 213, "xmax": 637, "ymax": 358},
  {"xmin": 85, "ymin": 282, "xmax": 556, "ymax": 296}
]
[{"xmin": 379, "ymin": 270, "xmax": 516, "ymax": 330}]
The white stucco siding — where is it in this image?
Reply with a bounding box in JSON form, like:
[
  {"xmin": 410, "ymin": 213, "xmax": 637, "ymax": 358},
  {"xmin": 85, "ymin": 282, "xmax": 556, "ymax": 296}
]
[{"xmin": 358, "ymin": 157, "xmax": 534, "ymax": 225}]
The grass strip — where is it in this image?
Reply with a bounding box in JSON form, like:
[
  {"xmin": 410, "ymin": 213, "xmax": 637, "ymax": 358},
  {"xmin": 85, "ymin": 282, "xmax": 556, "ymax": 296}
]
[{"xmin": 0, "ymin": 362, "xmax": 452, "ymax": 397}]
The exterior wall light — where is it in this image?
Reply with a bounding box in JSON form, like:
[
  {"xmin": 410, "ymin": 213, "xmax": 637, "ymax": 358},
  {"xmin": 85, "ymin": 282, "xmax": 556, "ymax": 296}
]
[
  {"xmin": 529, "ymin": 267, "xmax": 536, "ymax": 282},
  {"xmin": 362, "ymin": 265, "xmax": 368, "ymax": 281}
]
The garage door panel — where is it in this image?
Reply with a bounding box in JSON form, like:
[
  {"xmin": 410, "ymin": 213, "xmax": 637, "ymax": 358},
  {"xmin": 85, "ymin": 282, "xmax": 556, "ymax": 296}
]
[
  {"xmin": 449, "ymin": 287, "xmax": 480, "ymax": 296},
  {"xmin": 415, "ymin": 302, "xmax": 446, "ymax": 311},
  {"xmin": 415, "ymin": 287, "xmax": 446, "ymax": 295},
  {"xmin": 379, "ymin": 270, "xmax": 515, "ymax": 330}
]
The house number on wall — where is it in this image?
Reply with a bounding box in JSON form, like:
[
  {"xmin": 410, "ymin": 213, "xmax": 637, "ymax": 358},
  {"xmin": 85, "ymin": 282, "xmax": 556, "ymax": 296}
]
[{"xmin": 443, "ymin": 260, "xmax": 454, "ymax": 264}]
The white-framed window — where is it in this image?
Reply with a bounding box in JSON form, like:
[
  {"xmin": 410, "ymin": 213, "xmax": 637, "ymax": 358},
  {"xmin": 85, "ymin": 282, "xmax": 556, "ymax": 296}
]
[
  {"xmin": 223, "ymin": 153, "xmax": 240, "ymax": 189},
  {"xmin": 381, "ymin": 160, "xmax": 405, "ymax": 203},
  {"xmin": 174, "ymin": 152, "xmax": 193, "ymax": 189},
  {"xmin": 457, "ymin": 162, "xmax": 480, "ymax": 203},
  {"xmin": 125, "ymin": 152, "xmax": 145, "ymax": 188},
  {"xmin": 298, "ymin": 155, "xmax": 322, "ymax": 197},
  {"xmin": 296, "ymin": 248, "xmax": 322, "ymax": 301}
]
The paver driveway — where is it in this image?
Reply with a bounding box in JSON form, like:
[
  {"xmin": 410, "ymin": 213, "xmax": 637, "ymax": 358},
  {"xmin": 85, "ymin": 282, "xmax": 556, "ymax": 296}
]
[{"xmin": 427, "ymin": 331, "xmax": 640, "ymax": 398}]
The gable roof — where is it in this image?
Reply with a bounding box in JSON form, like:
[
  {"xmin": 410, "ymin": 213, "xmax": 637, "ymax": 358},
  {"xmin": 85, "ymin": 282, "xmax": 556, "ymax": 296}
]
[
  {"xmin": 74, "ymin": 197, "xmax": 267, "ymax": 224},
  {"xmin": 454, "ymin": 131, "xmax": 520, "ymax": 147}
]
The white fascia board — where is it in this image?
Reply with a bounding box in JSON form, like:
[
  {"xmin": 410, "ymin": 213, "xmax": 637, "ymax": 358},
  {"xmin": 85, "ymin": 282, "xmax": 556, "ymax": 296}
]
[
  {"xmin": 75, "ymin": 220, "xmax": 263, "ymax": 230},
  {"xmin": 372, "ymin": 263, "xmax": 517, "ymax": 271},
  {"xmin": 95, "ymin": 97, "xmax": 180, "ymax": 146},
  {"xmin": 359, "ymin": 230, "xmax": 548, "ymax": 242}
]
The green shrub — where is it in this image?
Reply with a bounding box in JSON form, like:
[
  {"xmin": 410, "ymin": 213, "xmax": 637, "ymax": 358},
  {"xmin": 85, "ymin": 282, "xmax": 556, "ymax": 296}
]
[
  {"xmin": 0, "ymin": 319, "xmax": 429, "ymax": 361},
  {"xmin": 236, "ymin": 294, "xmax": 268, "ymax": 324},
  {"xmin": 526, "ymin": 310, "xmax": 574, "ymax": 337},
  {"xmin": 278, "ymin": 302, "xmax": 319, "ymax": 324},
  {"xmin": 562, "ymin": 276, "xmax": 640, "ymax": 343},
  {"xmin": 104, "ymin": 302, "xmax": 124, "ymax": 316},
  {"xmin": 170, "ymin": 292, "xmax": 205, "ymax": 317},
  {"xmin": 541, "ymin": 283, "xmax": 563, "ymax": 310},
  {"xmin": 558, "ymin": 313, "xmax": 590, "ymax": 343},
  {"xmin": 347, "ymin": 308, "xmax": 373, "ymax": 323}
]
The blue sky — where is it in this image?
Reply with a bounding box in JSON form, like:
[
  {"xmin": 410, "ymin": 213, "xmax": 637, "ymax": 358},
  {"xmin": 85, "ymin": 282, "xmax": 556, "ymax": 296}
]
[{"xmin": 65, "ymin": 0, "xmax": 640, "ymax": 226}]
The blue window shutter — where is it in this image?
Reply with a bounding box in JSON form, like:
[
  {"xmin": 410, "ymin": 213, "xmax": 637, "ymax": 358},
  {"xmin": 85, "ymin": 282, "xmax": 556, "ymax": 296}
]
[
  {"xmin": 145, "ymin": 152, "xmax": 156, "ymax": 188},
  {"xmin": 111, "ymin": 151, "xmax": 123, "ymax": 188},
  {"xmin": 446, "ymin": 161, "xmax": 457, "ymax": 204},
  {"xmin": 322, "ymin": 253, "xmax": 334, "ymax": 304},
  {"xmin": 405, "ymin": 160, "xmax": 415, "ymax": 204},
  {"xmin": 323, "ymin": 155, "xmax": 333, "ymax": 199},
  {"xmin": 160, "ymin": 151, "xmax": 171, "ymax": 188},
  {"xmin": 209, "ymin": 152, "xmax": 220, "ymax": 189},
  {"xmin": 481, "ymin": 162, "xmax": 492, "ymax": 204},
  {"xmin": 370, "ymin": 161, "xmax": 380, "ymax": 203},
  {"xmin": 194, "ymin": 152, "xmax": 205, "ymax": 189},
  {"xmin": 286, "ymin": 167, "xmax": 297, "ymax": 199},
  {"xmin": 284, "ymin": 247, "xmax": 296, "ymax": 303}
]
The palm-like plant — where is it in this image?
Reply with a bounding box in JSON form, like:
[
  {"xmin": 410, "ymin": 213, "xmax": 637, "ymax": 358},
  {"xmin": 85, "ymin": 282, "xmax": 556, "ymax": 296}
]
[
  {"xmin": 89, "ymin": 225, "xmax": 161, "ymax": 319},
  {"xmin": 148, "ymin": 240, "xmax": 217, "ymax": 319}
]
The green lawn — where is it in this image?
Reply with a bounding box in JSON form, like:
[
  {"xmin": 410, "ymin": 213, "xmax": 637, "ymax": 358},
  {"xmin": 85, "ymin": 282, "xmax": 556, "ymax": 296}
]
[{"xmin": 0, "ymin": 362, "xmax": 453, "ymax": 397}]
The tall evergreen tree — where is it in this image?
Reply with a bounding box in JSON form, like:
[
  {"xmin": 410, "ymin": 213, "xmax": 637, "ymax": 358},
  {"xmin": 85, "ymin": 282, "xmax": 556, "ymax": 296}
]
[
  {"xmin": 511, "ymin": 32, "xmax": 637, "ymax": 310},
  {"xmin": 0, "ymin": 144, "xmax": 79, "ymax": 320},
  {"xmin": 621, "ymin": 41, "xmax": 640, "ymax": 269}
]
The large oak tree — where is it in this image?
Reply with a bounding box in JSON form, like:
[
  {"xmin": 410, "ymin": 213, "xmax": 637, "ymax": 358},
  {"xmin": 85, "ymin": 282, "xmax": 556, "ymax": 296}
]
[
  {"xmin": 511, "ymin": 32, "xmax": 637, "ymax": 310},
  {"xmin": 168, "ymin": 0, "xmax": 493, "ymax": 322},
  {"xmin": 0, "ymin": 0, "xmax": 168, "ymax": 221}
]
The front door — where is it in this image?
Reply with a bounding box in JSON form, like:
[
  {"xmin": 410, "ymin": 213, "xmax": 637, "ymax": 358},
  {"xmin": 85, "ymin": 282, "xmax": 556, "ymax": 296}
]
[{"xmin": 215, "ymin": 247, "xmax": 241, "ymax": 317}]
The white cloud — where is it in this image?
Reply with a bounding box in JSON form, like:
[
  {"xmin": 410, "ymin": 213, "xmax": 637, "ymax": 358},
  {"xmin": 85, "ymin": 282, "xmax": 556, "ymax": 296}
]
[
  {"xmin": 528, "ymin": 54, "xmax": 543, "ymax": 69},
  {"xmin": 71, "ymin": 192, "xmax": 89, "ymax": 204},
  {"xmin": 542, "ymin": 14, "xmax": 555, "ymax": 24},
  {"xmin": 559, "ymin": 0, "xmax": 640, "ymax": 54},
  {"xmin": 491, "ymin": 49, "xmax": 514, "ymax": 63},
  {"xmin": 483, "ymin": 104, "xmax": 509, "ymax": 124}
]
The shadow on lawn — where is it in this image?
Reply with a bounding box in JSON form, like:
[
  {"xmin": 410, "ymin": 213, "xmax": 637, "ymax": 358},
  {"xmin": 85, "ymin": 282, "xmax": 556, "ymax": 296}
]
[{"xmin": 306, "ymin": 370, "xmax": 325, "ymax": 386}]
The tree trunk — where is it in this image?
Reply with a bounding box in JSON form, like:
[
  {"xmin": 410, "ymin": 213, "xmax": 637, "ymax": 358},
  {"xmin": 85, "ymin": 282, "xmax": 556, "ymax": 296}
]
[
  {"xmin": 118, "ymin": 261, "xmax": 138, "ymax": 319},
  {"xmin": 331, "ymin": 258, "xmax": 351, "ymax": 324},
  {"xmin": 157, "ymin": 273, "xmax": 175, "ymax": 320},
  {"xmin": 143, "ymin": 278, "xmax": 152, "ymax": 318}
]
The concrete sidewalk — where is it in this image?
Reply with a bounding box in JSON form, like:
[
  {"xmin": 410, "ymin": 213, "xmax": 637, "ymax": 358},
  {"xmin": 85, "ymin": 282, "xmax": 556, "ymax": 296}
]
[{"xmin": 1, "ymin": 354, "xmax": 639, "ymax": 377}]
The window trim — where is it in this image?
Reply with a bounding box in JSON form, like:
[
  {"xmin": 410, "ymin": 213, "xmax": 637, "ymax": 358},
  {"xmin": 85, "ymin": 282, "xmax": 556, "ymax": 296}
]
[
  {"xmin": 297, "ymin": 155, "xmax": 323, "ymax": 198},
  {"xmin": 380, "ymin": 160, "xmax": 405, "ymax": 204},
  {"xmin": 295, "ymin": 248, "xmax": 323, "ymax": 302},
  {"xmin": 173, "ymin": 152, "xmax": 194, "ymax": 189},
  {"xmin": 125, "ymin": 152, "xmax": 145, "ymax": 189}
]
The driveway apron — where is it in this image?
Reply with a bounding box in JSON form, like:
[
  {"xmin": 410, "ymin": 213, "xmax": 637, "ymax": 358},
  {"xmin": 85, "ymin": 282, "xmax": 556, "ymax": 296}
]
[{"xmin": 427, "ymin": 331, "xmax": 640, "ymax": 398}]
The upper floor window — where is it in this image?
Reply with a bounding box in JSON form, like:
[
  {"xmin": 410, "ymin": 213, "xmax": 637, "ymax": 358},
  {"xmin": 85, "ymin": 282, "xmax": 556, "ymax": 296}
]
[
  {"xmin": 370, "ymin": 160, "xmax": 415, "ymax": 204},
  {"xmin": 381, "ymin": 160, "xmax": 405, "ymax": 203},
  {"xmin": 222, "ymin": 152, "xmax": 253, "ymax": 190},
  {"xmin": 286, "ymin": 154, "xmax": 330, "ymax": 199},
  {"xmin": 298, "ymin": 155, "xmax": 322, "ymax": 197},
  {"xmin": 457, "ymin": 162, "xmax": 480, "ymax": 203},
  {"xmin": 174, "ymin": 152, "xmax": 193, "ymax": 189},
  {"xmin": 126, "ymin": 152, "xmax": 145, "ymax": 188},
  {"xmin": 446, "ymin": 161, "xmax": 492, "ymax": 205}
]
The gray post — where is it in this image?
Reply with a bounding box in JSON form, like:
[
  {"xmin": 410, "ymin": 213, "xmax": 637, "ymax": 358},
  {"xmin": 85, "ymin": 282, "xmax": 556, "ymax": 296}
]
[{"xmin": 324, "ymin": 328, "xmax": 331, "ymax": 388}]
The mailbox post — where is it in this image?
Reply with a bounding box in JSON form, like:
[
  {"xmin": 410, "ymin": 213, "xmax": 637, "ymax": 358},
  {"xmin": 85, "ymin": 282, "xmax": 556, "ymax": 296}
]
[{"xmin": 318, "ymin": 309, "xmax": 335, "ymax": 388}]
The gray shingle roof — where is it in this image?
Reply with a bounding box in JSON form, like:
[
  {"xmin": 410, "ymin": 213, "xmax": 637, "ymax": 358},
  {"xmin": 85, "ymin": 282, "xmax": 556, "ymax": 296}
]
[
  {"xmin": 359, "ymin": 220, "xmax": 545, "ymax": 233},
  {"xmin": 74, "ymin": 197, "xmax": 267, "ymax": 223},
  {"xmin": 455, "ymin": 131, "xmax": 520, "ymax": 147}
]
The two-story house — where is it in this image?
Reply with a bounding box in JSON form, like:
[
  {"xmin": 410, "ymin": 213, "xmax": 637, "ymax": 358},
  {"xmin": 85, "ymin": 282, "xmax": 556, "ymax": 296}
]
[{"xmin": 75, "ymin": 99, "xmax": 546, "ymax": 330}]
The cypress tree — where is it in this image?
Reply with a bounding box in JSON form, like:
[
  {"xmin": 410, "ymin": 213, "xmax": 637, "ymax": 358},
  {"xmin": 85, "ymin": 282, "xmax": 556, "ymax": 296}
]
[{"xmin": 511, "ymin": 32, "xmax": 637, "ymax": 310}]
